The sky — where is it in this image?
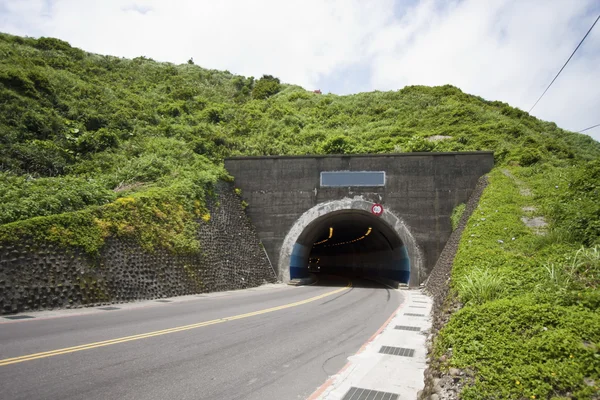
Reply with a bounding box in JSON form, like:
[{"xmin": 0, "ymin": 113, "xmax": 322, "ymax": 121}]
[{"xmin": 1, "ymin": 0, "xmax": 599, "ymax": 141}]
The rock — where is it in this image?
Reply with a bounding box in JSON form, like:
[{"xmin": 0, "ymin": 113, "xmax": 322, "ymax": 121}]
[
  {"xmin": 449, "ymin": 367, "xmax": 461, "ymax": 376},
  {"xmin": 584, "ymin": 377, "xmax": 595, "ymax": 387},
  {"xmin": 430, "ymin": 394, "xmax": 440, "ymax": 400}
]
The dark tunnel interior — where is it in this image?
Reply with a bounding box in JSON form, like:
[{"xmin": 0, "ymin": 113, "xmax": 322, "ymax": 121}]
[{"xmin": 289, "ymin": 210, "xmax": 410, "ymax": 283}]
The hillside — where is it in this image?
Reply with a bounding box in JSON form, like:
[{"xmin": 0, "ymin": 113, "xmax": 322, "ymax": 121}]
[{"xmin": 0, "ymin": 32, "xmax": 599, "ymax": 398}]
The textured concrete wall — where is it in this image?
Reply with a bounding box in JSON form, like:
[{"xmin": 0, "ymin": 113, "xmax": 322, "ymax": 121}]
[
  {"xmin": 0, "ymin": 183, "xmax": 276, "ymax": 315},
  {"xmin": 224, "ymin": 152, "xmax": 494, "ymax": 285}
]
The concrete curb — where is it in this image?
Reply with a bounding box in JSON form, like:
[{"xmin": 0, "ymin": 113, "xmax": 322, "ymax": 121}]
[
  {"xmin": 309, "ymin": 288, "xmax": 432, "ymax": 399},
  {"xmin": 287, "ymin": 274, "xmax": 318, "ymax": 286}
]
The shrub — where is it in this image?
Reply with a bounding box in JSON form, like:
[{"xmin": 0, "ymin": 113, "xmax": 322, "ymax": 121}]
[
  {"xmin": 404, "ymin": 135, "xmax": 435, "ymax": 152},
  {"xmin": 0, "ymin": 173, "xmax": 116, "ymax": 224},
  {"xmin": 549, "ymin": 160, "xmax": 600, "ymax": 246},
  {"xmin": 35, "ymin": 37, "xmax": 74, "ymax": 52},
  {"xmin": 76, "ymin": 128, "xmax": 120, "ymax": 153},
  {"xmin": 11, "ymin": 140, "xmax": 73, "ymax": 176},
  {"xmin": 519, "ymin": 148, "xmax": 543, "ymax": 166},
  {"xmin": 1, "ymin": 31, "xmax": 600, "ymax": 399},
  {"xmin": 252, "ymin": 75, "xmax": 281, "ymax": 99},
  {"xmin": 318, "ymin": 135, "xmax": 356, "ymax": 154},
  {"xmin": 437, "ymin": 299, "xmax": 600, "ymax": 400}
]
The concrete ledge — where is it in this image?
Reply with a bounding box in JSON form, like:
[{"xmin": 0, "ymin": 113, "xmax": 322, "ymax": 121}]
[
  {"xmin": 360, "ymin": 276, "xmax": 406, "ymax": 290},
  {"xmin": 287, "ymin": 274, "xmax": 318, "ymax": 286},
  {"xmin": 225, "ymin": 151, "xmax": 494, "ymax": 161}
]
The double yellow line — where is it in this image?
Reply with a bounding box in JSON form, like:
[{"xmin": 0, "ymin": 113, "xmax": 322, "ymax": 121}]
[{"xmin": 0, "ymin": 282, "xmax": 351, "ymax": 367}]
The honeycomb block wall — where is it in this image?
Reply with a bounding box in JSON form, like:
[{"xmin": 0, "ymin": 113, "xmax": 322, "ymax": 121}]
[{"xmin": 0, "ymin": 183, "xmax": 276, "ymax": 315}]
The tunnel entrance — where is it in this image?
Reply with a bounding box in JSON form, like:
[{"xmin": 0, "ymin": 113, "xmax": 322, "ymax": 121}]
[{"xmin": 290, "ymin": 210, "xmax": 409, "ymax": 283}]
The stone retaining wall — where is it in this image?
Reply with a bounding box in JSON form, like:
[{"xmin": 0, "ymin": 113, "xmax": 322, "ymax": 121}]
[
  {"xmin": 419, "ymin": 175, "xmax": 489, "ymax": 400},
  {"xmin": 0, "ymin": 183, "xmax": 276, "ymax": 314}
]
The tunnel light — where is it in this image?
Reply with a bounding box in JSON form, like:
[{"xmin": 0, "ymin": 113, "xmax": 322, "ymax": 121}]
[
  {"xmin": 323, "ymin": 228, "xmax": 372, "ymax": 248},
  {"xmin": 313, "ymin": 227, "xmax": 334, "ymax": 246}
]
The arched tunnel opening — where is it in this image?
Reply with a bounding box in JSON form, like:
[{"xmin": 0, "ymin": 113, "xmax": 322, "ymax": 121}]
[{"xmin": 289, "ymin": 210, "xmax": 410, "ymax": 284}]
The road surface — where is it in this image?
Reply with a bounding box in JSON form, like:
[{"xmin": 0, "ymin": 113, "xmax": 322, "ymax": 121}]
[{"xmin": 0, "ymin": 276, "xmax": 404, "ymax": 400}]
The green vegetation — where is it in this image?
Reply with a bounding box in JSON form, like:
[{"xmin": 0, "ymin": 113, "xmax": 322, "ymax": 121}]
[
  {"xmin": 438, "ymin": 167, "xmax": 600, "ymax": 399},
  {"xmin": 252, "ymin": 74, "xmax": 281, "ymax": 99},
  {"xmin": 451, "ymin": 203, "xmax": 466, "ymax": 231},
  {"xmin": 456, "ymin": 267, "xmax": 507, "ymax": 305},
  {"xmin": 0, "ymin": 32, "xmax": 598, "ymax": 398}
]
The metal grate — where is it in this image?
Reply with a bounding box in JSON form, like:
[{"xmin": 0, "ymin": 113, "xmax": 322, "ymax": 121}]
[
  {"xmin": 342, "ymin": 387, "xmax": 399, "ymax": 400},
  {"xmin": 404, "ymin": 313, "xmax": 425, "ymax": 317},
  {"xmin": 98, "ymin": 306, "xmax": 120, "ymax": 311},
  {"xmin": 379, "ymin": 346, "xmax": 415, "ymax": 357},
  {"xmin": 395, "ymin": 325, "xmax": 421, "ymax": 332},
  {"xmin": 412, "ymin": 300, "xmax": 428, "ymax": 303},
  {"xmin": 155, "ymin": 300, "xmax": 172, "ymax": 303},
  {"xmin": 409, "ymin": 305, "xmax": 427, "ymax": 308},
  {"xmin": 3, "ymin": 315, "xmax": 34, "ymax": 320}
]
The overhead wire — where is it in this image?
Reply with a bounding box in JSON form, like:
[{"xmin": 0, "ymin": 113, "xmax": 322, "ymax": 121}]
[
  {"xmin": 528, "ymin": 13, "xmax": 600, "ymax": 113},
  {"xmin": 578, "ymin": 122, "xmax": 600, "ymax": 133}
]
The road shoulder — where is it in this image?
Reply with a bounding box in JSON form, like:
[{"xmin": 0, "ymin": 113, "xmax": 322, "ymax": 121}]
[{"xmin": 309, "ymin": 288, "xmax": 431, "ymax": 400}]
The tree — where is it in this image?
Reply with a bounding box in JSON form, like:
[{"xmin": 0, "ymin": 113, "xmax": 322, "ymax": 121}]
[{"xmin": 252, "ymin": 75, "xmax": 281, "ymax": 100}]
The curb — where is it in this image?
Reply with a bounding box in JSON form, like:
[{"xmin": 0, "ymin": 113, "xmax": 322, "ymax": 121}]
[
  {"xmin": 309, "ymin": 288, "xmax": 432, "ymax": 399},
  {"xmin": 287, "ymin": 274, "xmax": 318, "ymax": 286}
]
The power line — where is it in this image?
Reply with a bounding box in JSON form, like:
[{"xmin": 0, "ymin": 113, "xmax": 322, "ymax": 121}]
[
  {"xmin": 578, "ymin": 122, "xmax": 600, "ymax": 133},
  {"xmin": 529, "ymin": 13, "xmax": 600, "ymax": 113}
]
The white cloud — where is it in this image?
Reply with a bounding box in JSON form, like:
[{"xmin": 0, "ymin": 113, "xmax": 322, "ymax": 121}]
[
  {"xmin": 367, "ymin": 0, "xmax": 600, "ymax": 139},
  {"xmin": 0, "ymin": 0, "xmax": 598, "ymax": 140}
]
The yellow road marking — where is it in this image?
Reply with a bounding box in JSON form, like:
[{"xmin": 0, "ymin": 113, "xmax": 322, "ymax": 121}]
[{"xmin": 0, "ymin": 282, "xmax": 352, "ymax": 367}]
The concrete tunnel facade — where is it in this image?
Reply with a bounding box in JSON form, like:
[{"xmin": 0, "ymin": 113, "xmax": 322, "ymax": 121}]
[
  {"xmin": 224, "ymin": 152, "xmax": 494, "ymax": 287},
  {"xmin": 280, "ymin": 199, "xmax": 421, "ymax": 285}
]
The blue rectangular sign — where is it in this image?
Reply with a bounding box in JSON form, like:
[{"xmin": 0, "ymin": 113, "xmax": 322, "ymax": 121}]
[{"xmin": 320, "ymin": 171, "xmax": 386, "ymax": 187}]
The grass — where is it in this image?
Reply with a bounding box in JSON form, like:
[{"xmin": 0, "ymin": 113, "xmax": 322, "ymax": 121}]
[
  {"xmin": 434, "ymin": 167, "xmax": 600, "ymax": 399},
  {"xmin": 451, "ymin": 203, "xmax": 466, "ymax": 231},
  {"xmin": 457, "ymin": 267, "xmax": 507, "ymax": 305},
  {"xmin": 0, "ymin": 31, "xmax": 599, "ymax": 398}
]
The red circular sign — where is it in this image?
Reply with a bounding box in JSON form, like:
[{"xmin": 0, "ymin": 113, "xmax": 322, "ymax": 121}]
[{"xmin": 371, "ymin": 203, "xmax": 384, "ymax": 216}]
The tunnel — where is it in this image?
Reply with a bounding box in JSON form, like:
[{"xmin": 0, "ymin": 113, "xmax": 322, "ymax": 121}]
[{"xmin": 288, "ymin": 210, "xmax": 410, "ymax": 283}]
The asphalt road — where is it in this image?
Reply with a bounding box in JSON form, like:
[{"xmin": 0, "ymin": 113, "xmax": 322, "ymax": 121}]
[{"xmin": 0, "ymin": 276, "xmax": 404, "ymax": 400}]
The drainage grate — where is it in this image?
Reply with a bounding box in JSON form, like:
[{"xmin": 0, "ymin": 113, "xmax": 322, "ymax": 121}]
[
  {"xmin": 342, "ymin": 387, "xmax": 399, "ymax": 400},
  {"xmin": 98, "ymin": 306, "xmax": 120, "ymax": 311},
  {"xmin": 379, "ymin": 346, "xmax": 415, "ymax": 357},
  {"xmin": 413, "ymin": 300, "xmax": 428, "ymax": 303},
  {"xmin": 155, "ymin": 300, "xmax": 172, "ymax": 303},
  {"xmin": 395, "ymin": 325, "xmax": 421, "ymax": 332},
  {"xmin": 3, "ymin": 315, "xmax": 34, "ymax": 320},
  {"xmin": 404, "ymin": 313, "xmax": 425, "ymax": 317},
  {"xmin": 409, "ymin": 305, "xmax": 427, "ymax": 308}
]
